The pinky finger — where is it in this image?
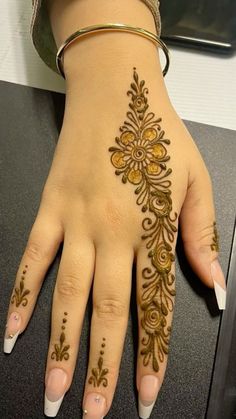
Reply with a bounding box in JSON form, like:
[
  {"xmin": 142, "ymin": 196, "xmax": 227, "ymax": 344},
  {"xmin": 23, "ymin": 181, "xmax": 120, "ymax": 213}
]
[{"xmin": 4, "ymin": 211, "xmax": 63, "ymax": 353}]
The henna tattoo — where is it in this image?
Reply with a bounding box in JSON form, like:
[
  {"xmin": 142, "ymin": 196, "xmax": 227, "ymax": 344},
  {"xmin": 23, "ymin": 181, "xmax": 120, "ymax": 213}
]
[
  {"xmin": 211, "ymin": 221, "xmax": 219, "ymax": 252},
  {"xmin": 51, "ymin": 312, "xmax": 70, "ymax": 361},
  {"xmin": 11, "ymin": 265, "xmax": 30, "ymax": 307},
  {"xmin": 108, "ymin": 68, "xmax": 177, "ymax": 372},
  {"xmin": 88, "ymin": 338, "xmax": 108, "ymax": 387}
]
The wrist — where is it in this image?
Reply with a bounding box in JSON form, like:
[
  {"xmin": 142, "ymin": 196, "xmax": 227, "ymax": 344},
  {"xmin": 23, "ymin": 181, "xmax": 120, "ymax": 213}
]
[
  {"xmin": 47, "ymin": 0, "xmax": 158, "ymax": 47},
  {"xmin": 63, "ymin": 32, "xmax": 163, "ymax": 84},
  {"xmin": 47, "ymin": 0, "xmax": 164, "ymax": 81},
  {"xmin": 62, "ymin": 51, "xmax": 172, "ymax": 136}
]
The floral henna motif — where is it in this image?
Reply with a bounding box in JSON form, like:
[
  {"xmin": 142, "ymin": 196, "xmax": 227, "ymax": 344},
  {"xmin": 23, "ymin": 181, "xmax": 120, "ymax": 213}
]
[
  {"xmin": 210, "ymin": 221, "xmax": 219, "ymax": 252},
  {"xmin": 11, "ymin": 265, "xmax": 30, "ymax": 307},
  {"xmin": 88, "ymin": 338, "xmax": 108, "ymax": 387},
  {"xmin": 108, "ymin": 68, "xmax": 177, "ymax": 372},
  {"xmin": 51, "ymin": 312, "xmax": 70, "ymax": 361}
]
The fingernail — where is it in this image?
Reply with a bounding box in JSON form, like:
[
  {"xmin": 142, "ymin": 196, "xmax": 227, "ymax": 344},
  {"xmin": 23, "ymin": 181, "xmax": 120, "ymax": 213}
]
[
  {"xmin": 4, "ymin": 312, "xmax": 22, "ymax": 353},
  {"xmin": 138, "ymin": 375, "xmax": 160, "ymax": 419},
  {"xmin": 211, "ymin": 259, "xmax": 227, "ymax": 310},
  {"xmin": 44, "ymin": 368, "xmax": 68, "ymax": 417},
  {"xmin": 83, "ymin": 393, "xmax": 106, "ymax": 419}
]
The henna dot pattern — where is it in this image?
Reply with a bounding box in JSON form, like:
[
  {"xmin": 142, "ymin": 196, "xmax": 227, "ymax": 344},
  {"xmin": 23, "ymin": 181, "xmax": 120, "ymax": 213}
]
[
  {"xmin": 51, "ymin": 312, "xmax": 70, "ymax": 361},
  {"xmin": 108, "ymin": 68, "xmax": 178, "ymax": 372},
  {"xmin": 88, "ymin": 338, "xmax": 108, "ymax": 387},
  {"xmin": 11, "ymin": 265, "xmax": 30, "ymax": 307}
]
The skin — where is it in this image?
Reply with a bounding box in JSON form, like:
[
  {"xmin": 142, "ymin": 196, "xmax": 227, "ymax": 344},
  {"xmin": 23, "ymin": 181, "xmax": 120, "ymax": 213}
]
[{"xmin": 5, "ymin": 0, "xmax": 226, "ymax": 417}]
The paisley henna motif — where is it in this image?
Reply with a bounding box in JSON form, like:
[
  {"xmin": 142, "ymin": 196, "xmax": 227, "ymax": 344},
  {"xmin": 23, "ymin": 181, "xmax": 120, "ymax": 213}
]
[{"xmin": 109, "ymin": 68, "xmax": 177, "ymax": 372}]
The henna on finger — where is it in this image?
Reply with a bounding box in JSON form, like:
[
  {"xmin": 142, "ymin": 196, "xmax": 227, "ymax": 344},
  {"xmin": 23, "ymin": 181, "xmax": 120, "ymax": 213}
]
[
  {"xmin": 210, "ymin": 221, "xmax": 219, "ymax": 252},
  {"xmin": 11, "ymin": 264, "xmax": 30, "ymax": 307},
  {"xmin": 4, "ymin": 265, "xmax": 30, "ymax": 352},
  {"xmin": 51, "ymin": 312, "xmax": 70, "ymax": 361},
  {"xmin": 88, "ymin": 338, "xmax": 109, "ymax": 388},
  {"xmin": 45, "ymin": 312, "xmax": 70, "ymax": 416},
  {"xmin": 109, "ymin": 68, "xmax": 177, "ymax": 372}
]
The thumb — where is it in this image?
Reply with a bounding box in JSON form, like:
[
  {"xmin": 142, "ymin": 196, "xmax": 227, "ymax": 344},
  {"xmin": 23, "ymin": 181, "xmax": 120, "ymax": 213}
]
[{"xmin": 180, "ymin": 156, "xmax": 226, "ymax": 310}]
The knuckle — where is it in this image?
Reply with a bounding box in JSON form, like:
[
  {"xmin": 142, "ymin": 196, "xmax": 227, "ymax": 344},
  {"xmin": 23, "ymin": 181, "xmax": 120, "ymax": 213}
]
[
  {"xmin": 43, "ymin": 178, "xmax": 67, "ymax": 194},
  {"xmin": 94, "ymin": 298, "xmax": 127, "ymax": 320},
  {"xmin": 104, "ymin": 201, "xmax": 124, "ymax": 226},
  {"xmin": 95, "ymin": 199, "xmax": 127, "ymax": 229},
  {"xmin": 56, "ymin": 273, "xmax": 85, "ymax": 298},
  {"xmin": 41, "ymin": 182, "xmax": 64, "ymax": 205},
  {"xmin": 198, "ymin": 227, "xmax": 217, "ymax": 251},
  {"xmin": 198, "ymin": 161, "xmax": 213, "ymax": 190},
  {"xmin": 185, "ymin": 223, "xmax": 217, "ymax": 254},
  {"xmin": 25, "ymin": 241, "xmax": 45, "ymax": 262}
]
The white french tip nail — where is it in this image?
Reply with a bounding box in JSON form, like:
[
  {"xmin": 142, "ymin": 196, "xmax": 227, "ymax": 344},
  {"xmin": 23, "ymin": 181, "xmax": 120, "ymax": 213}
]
[
  {"xmin": 4, "ymin": 330, "xmax": 20, "ymax": 353},
  {"xmin": 213, "ymin": 280, "xmax": 226, "ymax": 310},
  {"xmin": 44, "ymin": 394, "xmax": 64, "ymax": 417},
  {"xmin": 138, "ymin": 399, "xmax": 155, "ymax": 419}
]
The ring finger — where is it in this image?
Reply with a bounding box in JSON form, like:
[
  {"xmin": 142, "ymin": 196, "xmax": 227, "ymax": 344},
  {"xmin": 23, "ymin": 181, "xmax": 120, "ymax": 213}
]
[{"xmin": 82, "ymin": 243, "xmax": 134, "ymax": 419}]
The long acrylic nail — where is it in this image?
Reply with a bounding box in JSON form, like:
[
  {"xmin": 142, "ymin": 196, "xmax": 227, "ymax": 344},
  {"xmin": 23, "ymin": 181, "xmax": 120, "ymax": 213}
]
[
  {"xmin": 211, "ymin": 259, "xmax": 227, "ymax": 310},
  {"xmin": 82, "ymin": 393, "xmax": 106, "ymax": 419},
  {"xmin": 4, "ymin": 312, "xmax": 22, "ymax": 353},
  {"xmin": 139, "ymin": 375, "xmax": 160, "ymax": 419},
  {"xmin": 44, "ymin": 368, "xmax": 68, "ymax": 417}
]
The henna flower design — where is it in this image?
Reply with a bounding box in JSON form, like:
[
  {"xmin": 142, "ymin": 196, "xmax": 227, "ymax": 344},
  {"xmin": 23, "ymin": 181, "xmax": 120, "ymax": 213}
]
[
  {"xmin": 110, "ymin": 127, "xmax": 168, "ymax": 185},
  {"xmin": 109, "ymin": 68, "xmax": 177, "ymax": 372}
]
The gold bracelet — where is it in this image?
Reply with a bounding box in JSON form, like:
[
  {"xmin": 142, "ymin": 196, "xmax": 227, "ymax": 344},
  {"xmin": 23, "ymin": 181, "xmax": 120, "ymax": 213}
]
[{"xmin": 56, "ymin": 23, "xmax": 170, "ymax": 78}]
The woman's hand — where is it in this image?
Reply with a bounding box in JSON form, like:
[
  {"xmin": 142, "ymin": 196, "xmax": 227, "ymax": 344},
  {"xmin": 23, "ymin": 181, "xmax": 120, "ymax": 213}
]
[{"xmin": 4, "ymin": 1, "xmax": 226, "ymax": 417}]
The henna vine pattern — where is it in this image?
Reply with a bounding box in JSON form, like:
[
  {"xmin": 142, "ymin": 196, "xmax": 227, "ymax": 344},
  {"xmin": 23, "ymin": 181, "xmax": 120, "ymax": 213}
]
[
  {"xmin": 108, "ymin": 68, "xmax": 178, "ymax": 372},
  {"xmin": 88, "ymin": 338, "xmax": 108, "ymax": 387},
  {"xmin": 210, "ymin": 221, "xmax": 219, "ymax": 252},
  {"xmin": 11, "ymin": 265, "xmax": 30, "ymax": 307},
  {"xmin": 51, "ymin": 312, "xmax": 70, "ymax": 361}
]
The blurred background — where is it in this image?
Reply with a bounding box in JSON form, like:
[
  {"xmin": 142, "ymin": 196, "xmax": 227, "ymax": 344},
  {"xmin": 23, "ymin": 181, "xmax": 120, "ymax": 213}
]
[{"xmin": 160, "ymin": 0, "xmax": 236, "ymax": 54}]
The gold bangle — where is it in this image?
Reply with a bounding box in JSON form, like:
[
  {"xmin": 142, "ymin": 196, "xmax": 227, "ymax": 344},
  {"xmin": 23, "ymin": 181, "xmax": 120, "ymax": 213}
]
[{"xmin": 56, "ymin": 23, "xmax": 170, "ymax": 78}]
